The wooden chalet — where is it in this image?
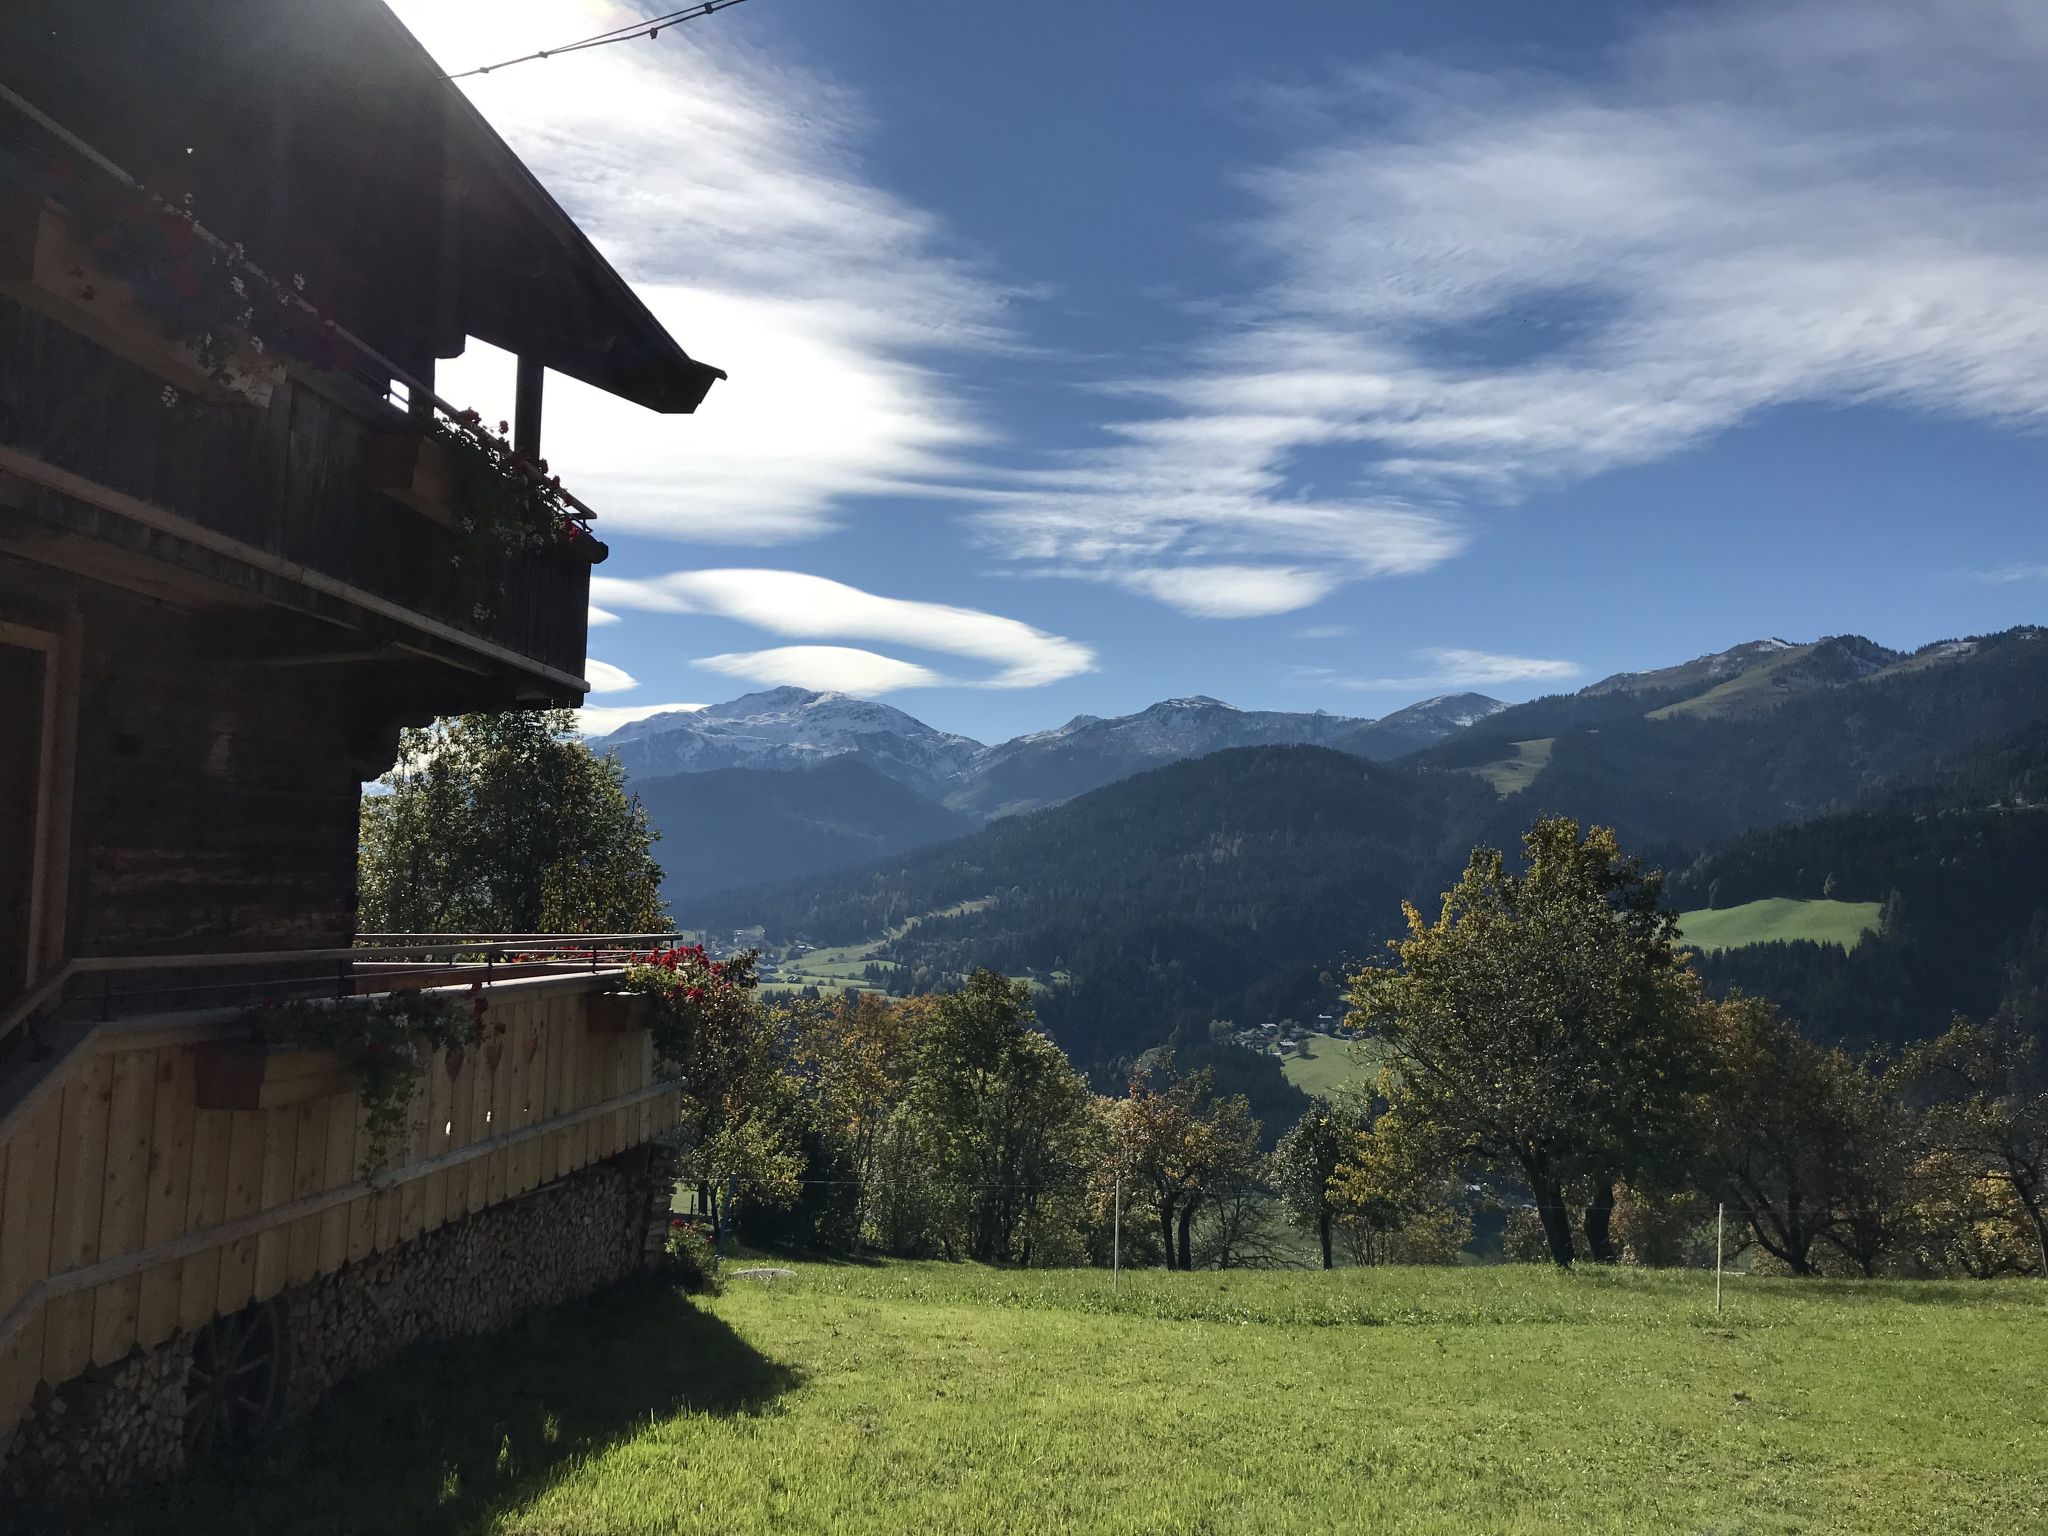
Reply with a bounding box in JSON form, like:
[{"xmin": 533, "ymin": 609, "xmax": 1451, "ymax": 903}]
[{"xmin": 0, "ymin": 0, "xmax": 720, "ymax": 1488}]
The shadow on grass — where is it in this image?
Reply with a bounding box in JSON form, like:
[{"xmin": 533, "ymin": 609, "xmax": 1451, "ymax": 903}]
[{"xmin": 85, "ymin": 1278, "xmax": 800, "ymax": 1536}]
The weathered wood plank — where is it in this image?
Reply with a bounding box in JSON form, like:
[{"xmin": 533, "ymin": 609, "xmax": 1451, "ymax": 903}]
[
  {"xmin": 484, "ymin": 1037, "xmax": 511, "ymax": 1207},
  {"xmin": 419, "ymin": 1054, "xmax": 450, "ymax": 1233},
  {"xmin": 317, "ymin": 1089, "xmax": 360, "ymax": 1272},
  {"xmin": 92, "ymin": 1048, "xmax": 157, "ymax": 1365},
  {"xmin": 398, "ymin": 1063, "xmax": 428, "ymax": 1241},
  {"xmin": 539, "ymin": 996, "xmax": 567, "ymax": 1183},
  {"xmin": 509, "ymin": 1005, "xmax": 537, "ymax": 1195},
  {"xmin": 285, "ymin": 1097, "xmax": 331, "ymax": 1286},
  {"xmin": 137, "ymin": 1046, "xmax": 198, "ymax": 1347},
  {"xmin": 0, "ymin": 1312, "xmax": 46, "ymax": 1434},
  {"xmin": 557, "ymin": 1011, "xmax": 584, "ymax": 1176},
  {"xmin": 42, "ymin": 1055, "xmax": 113, "ymax": 1384},
  {"xmin": 213, "ymin": 1108, "xmax": 266, "ymax": 1312},
  {"xmin": 464, "ymin": 1042, "xmax": 492, "ymax": 1215},
  {"xmin": 0, "ymin": 1093, "xmax": 61, "ymax": 1320},
  {"xmin": 251, "ymin": 1106, "xmax": 300, "ymax": 1300},
  {"xmin": 178, "ymin": 1107, "xmax": 234, "ymax": 1330}
]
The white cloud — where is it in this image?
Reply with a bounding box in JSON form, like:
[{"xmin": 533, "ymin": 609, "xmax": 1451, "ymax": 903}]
[
  {"xmin": 974, "ymin": 0, "xmax": 2048, "ymax": 613},
  {"xmin": 587, "ymin": 605, "xmax": 621, "ymax": 627},
  {"xmin": 590, "ymin": 568, "xmax": 1095, "ymax": 688},
  {"xmin": 390, "ymin": 0, "xmax": 1009, "ymax": 546},
  {"xmin": 1308, "ymin": 648, "xmax": 1580, "ymax": 694},
  {"xmin": 1295, "ymin": 624, "xmax": 1350, "ymax": 640},
  {"xmin": 1967, "ymin": 562, "xmax": 2048, "ymax": 585},
  {"xmin": 585, "ymin": 658, "xmax": 638, "ymax": 694},
  {"xmin": 696, "ymin": 646, "xmax": 945, "ymax": 696},
  {"xmin": 575, "ymin": 701, "xmax": 705, "ymax": 738},
  {"xmin": 1111, "ymin": 565, "xmax": 1342, "ymax": 619}
]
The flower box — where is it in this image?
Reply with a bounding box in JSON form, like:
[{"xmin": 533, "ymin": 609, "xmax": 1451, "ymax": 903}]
[
  {"xmin": 0, "ymin": 186, "xmax": 282, "ymax": 408},
  {"xmin": 362, "ymin": 432, "xmax": 459, "ymax": 528},
  {"xmin": 586, "ymin": 992, "xmax": 653, "ymax": 1034},
  {"xmin": 193, "ymin": 1042, "xmax": 356, "ymax": 1111}
]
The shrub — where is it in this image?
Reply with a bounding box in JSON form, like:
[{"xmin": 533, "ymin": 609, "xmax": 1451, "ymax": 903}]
[{"xmin": 665, "ymin": 1217, "xmax": 723, "ymax": 1295}]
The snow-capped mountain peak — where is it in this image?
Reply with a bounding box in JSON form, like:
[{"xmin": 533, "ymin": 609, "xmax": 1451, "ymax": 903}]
[{"xmin": 593, "ymin": 687, "xmax": 984, "ymax": 795}]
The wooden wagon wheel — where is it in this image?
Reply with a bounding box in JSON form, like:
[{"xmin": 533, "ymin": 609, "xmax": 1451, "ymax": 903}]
[{"xmin": 184, "ymin": 1300, "xmax": 284, "ymax": 1457}]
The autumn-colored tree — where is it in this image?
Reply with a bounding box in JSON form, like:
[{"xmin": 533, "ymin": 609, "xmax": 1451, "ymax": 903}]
[
  {"xmin": 1327, "ymin": 1105, "xmax": 1470, "ymax": 1266},
  {"xmin": 1895, "ymin": 1015, "xmax": 2047, "ymax": 1277},
  {"xmin": 1693, "ymin": 993, "xmax": 1908, "ymax": 1277},
  {"xmin": 1347, "ymin": 817, "xmax": 1704, "ymax": 1268},
  {"xmin": 1105, "ymin": 1054, "xmax": 1261, "ymax": 1270},
  {"xmin": 358, "ymin": 710, "xmax": 664, "ymax": 933}
]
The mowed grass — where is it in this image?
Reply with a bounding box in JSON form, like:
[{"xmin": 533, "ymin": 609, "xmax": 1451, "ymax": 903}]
[
  {"xmin": 1280, "ymin": 1034, "xmax": 1379, "ymax": 1097},
  {"xmin": 98, "ymin": 1263, "xmax": 2048, "ymax": 1536},
  {"xmin": 1678, "ymin": 897, "xmax": 1884, "ymax": 953}
]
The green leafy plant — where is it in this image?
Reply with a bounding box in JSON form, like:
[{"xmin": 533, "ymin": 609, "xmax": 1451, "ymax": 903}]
[
  {"xmin": 663, "ymin": 1216, "xmax": 722, "ymax": 1295},
  {"xmin": 242, "ymin": 988, "xmax": 475, "ymax": 1174}
]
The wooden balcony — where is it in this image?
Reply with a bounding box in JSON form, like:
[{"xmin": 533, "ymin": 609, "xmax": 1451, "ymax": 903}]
[
  {"xmin": 0, "ymin": 967, "xmax": 678, "ymax": 1437},
  {"xmin": 0, "ymin": 293, "xmax": 596, "ymax": 697}
]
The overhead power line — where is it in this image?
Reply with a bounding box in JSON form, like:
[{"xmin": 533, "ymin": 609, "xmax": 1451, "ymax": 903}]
[{"xmin": 447, "ymin": 0, "xmax": 753, "ymax": 81}]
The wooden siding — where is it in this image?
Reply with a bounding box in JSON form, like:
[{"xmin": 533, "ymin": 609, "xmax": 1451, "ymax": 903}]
[{"xmin": 0, "ymin": 974, "xmax": 676, "ymax": 1435}]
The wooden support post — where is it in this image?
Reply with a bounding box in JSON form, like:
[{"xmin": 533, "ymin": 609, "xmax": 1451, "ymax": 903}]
[{"xmin": 513, "ymin": 354, "xmax": 544, "ymax": 458}]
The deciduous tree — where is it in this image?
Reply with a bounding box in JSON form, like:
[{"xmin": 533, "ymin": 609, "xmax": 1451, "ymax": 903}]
[
  {"xmin": 358, "ymin": 710, "xmax": 664, "ymax": 933},
  {"xmin": 911, "ymin": 971, "xmax": 1094, "ymax": 1265},
  {"xmin": 1347, "ymin": 817, "xmax": 1704, "ymax": 1268}
]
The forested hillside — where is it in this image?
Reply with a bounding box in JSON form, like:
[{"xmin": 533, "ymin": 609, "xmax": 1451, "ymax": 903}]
[
  {"xmin": 683, "ymin": 628, "xmax": 2048, "ymax": 1070},
  {"xmin": 682, "ymin": 746, "xmax": 1496, "ymax": 1072},
  {"xmin": 635, "ymin": 757, "xmax": 975, "ymax": 901}
]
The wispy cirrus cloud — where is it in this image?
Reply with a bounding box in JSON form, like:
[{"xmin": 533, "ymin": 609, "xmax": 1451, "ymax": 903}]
[
  {"xmin": 590, "ymin": 568, "xmax": 1096, "ymax": 693},
  {"xmin": 1966, "ymin": 562, "xmax": 2048, "ymax": 585},
  {"xmin": 977, "ymin": 0, "xmax": 2048, "ymax": 616},
  {"xmin": 391, "ymin": 0, "xmax": 1010, "ymax": 546},
  {"xmin": 1296, "ymin": 648, "xmax": 1579, "ymax": 695}
]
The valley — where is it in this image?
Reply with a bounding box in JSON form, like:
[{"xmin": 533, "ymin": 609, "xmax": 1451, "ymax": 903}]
[{"xmin": 659, "ymin": 625, "xmax": 2048, "ymax": 1075}]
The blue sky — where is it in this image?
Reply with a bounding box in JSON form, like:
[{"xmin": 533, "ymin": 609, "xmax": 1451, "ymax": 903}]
[{"xmin": 390, "ymin": 0, "xmax": 2048, "ymax": 744}]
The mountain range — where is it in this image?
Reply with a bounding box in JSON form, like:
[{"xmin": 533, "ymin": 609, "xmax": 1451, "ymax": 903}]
[
  {"xmin": 669, "ymin": 625, "xmax": 2048, "ymax": 1075},
  {"xmin": 592, "ymin": 686, "xmax": 1500, "ymax": 897}
]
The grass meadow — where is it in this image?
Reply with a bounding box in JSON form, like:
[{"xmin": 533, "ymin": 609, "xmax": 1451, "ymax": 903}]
[
  {"xmin": 93, "ymin": 1260, "xmax": 2047, "ymax": 1536},
  {"xmin": 1677, "ymin": 897, "xmax": 1884, "ymax": 953},
  {"xmin": 1280, "ymin": 1034, "xmax": 1378, "ymax": 1097}
]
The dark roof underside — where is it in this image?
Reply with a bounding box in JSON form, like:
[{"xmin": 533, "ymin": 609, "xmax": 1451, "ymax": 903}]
[{"xmin": 0, "ymin": 0, "xmax": 723, "ymax": 414}]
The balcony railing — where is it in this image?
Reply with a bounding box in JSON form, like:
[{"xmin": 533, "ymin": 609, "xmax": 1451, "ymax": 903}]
[{"xmin": 0, "ymin": 84, "xmax": 602, "ymax": 686}]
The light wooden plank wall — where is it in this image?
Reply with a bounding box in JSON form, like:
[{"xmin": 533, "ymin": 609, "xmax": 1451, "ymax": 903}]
[{"xmin": 0, "ymin": 977, "xmax": 676, "ymax": 1434}]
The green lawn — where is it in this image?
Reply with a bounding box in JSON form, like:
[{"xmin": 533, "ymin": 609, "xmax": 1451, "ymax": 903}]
[
  {"xmin": 1678, "ymin": 897, "xmax": 1884, "ymax": 953},
  {"xmin": 102, "ymin": 1262, "xmax": 2048, "ymax": 1535},
  {"xmin": 1280, "ymin": 1034, "xmax": 1377, "ymax": 1097}
]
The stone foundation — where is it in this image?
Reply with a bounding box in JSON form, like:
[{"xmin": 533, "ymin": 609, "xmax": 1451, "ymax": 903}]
[{"xmin": 1, "ymin": 1144, "xmax": 678, "ymax": 1512}]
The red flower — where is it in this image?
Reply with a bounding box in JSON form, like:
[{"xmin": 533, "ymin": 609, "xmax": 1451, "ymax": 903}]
[{"xmin": 685, "ymin": 987, "xmax": 705, "ymax": 1002}]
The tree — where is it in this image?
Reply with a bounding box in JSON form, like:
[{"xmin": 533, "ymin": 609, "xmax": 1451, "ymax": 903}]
[
  {"xmin": 1108, "ymin": 1054, "xmax": 1262, "ymax": 1270},
  {"xmin": 1347, "ymin": 817, "xmax": 1705, "ymax": 1268},
  {"xmin": 359, "ymin": 710, "xmax": 664, "ymax": 933},
  {"xmin": 1328, "ymin": 1106, "xmax": 1470, "ymax": 1266},
  {"xmin": 1896, "ymin": 1016, "xmax": 2047, "ymax": 1276},
  {"xmin": 1272, "ymin": 1097, "xmax": 1368, "ymax": 1269},
  {"xmin": 910, "ymin": 970, "xmax": 1094, "ymax": 1265},
  {"xmin": 1693, "ymin": 994, "xmax": 1908, "ymax": 1277},
  {"xmin": 791, "ymin": 991, "xmax": 931, "ymax": 1250}
]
